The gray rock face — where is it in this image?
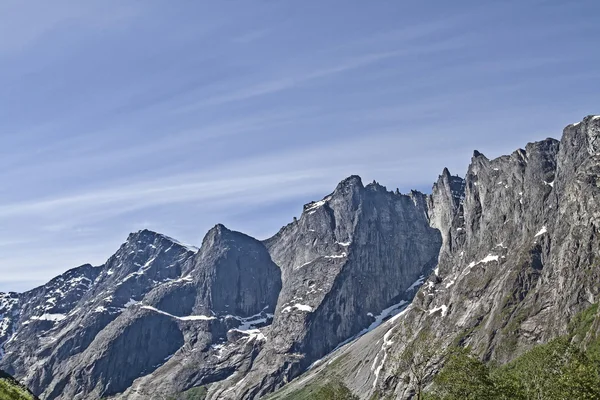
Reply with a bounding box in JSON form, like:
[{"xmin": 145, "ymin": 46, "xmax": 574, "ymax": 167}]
[
  {"xmin": 0, "ymin": 224, "xmax": 282, "ymax": 400},
  {"xmin": 0, "ymin": 230, "xmax": 198, "ymax": 398},
  {"xmin": 117, "ymin": 224, "xmax": 282, "ymax": 400},
  {"xmin": 274, "ymin": 115, "xmax": 600, "ymax": 400},
  {"xmin": 191, "ymin": 224, "xmax": 282, "ymax": 317},
  {"xmin": 0, "ymin": 292, "xmax": 20, "ymax": 355},
  {"xmin": 206, "ymin": 177, "xmax": 441, "ymax": 399}
]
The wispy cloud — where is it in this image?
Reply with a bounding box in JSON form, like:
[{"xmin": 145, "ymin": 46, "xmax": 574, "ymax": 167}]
[
  {"xmin": 232, "ymin": 28, "xmax": 270, "ymax": 44},
  {"xmin": 1, "ymin": 0, "xmax": 599, "ymax": 292},
  {"xmin": 175, "ymin": 35, "xmax": 470, "ymax": 112},
  {"xmin": 0, "ymin": 121, "xmax": 475, "ymax": 227},
  {"xmin": 0, "ymin": 1, "xmax": 140, "ymax": 55}
]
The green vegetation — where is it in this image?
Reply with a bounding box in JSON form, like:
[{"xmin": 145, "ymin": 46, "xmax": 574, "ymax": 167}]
[
  {"xmin": 312, "ymin": 381, "xmax": 359, "ymax": 400},
  {"xmin": 396, "ymin": 328, "xmax": 438, "ymax": 400},
  {"xmin": 0, "ymin": 371, "xmax": 37, "ymax": 400},
  {"xmin": 427, "ymin": 303, "xmax": 600, "ymax": 400},
  {"xmin": 267, "ymin": 380, "xmax": 359, "ymax": 400},
  {"xmin": 265, "ymin": 353, "xmax": 357, "ymax": 400},
  {"xmin": 167, "ymin": 386, "xmax": 207, "ymax": 400}
]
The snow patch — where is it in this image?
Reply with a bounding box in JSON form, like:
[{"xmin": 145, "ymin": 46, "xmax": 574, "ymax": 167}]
[
  {"xmin": 304, "ymin": 196, "xmax": 332, "ymax": 213},
  {"xmin": 543, "ymin": 180, "xmax": 555, "ymax": 188},
  {"xmin": 223, "ymin": 308, "xmax": 273, "ymax": 330},
  {"xmin": 229, "ymin": 328, "xmax": 266, "ymax": 342},
  {"xmin": 124, "ymin": 298, "xmax": 139, "ymax": 308},
  {"xmin": 282, "ymin": 304, "xmax": 313, "ymax": 313},
  {"xmin": 141, "ymin": 305, "xmax": 215, "ymax": 321},
  {"xmin": 143, "ymin": 256, "xmax": 157, "ymax": 269},
  {"xmin": 480, "ymin": 254, "xmax": 499, "ymax": 263},
  {"xmin": 406, "ymin": 275, "xmax": 425, "ymax": 292},
  {"xmin": 371, "ymin": 306, "xmax": 411, "ymax": 388},
  {"xmin": 30, "ymin": 313, "xmax": 66, "ymax": 322},
  {"xmin": 165, "ymin": 275, "xmax": 194, "ymax": 284},
  {"xmin": 324, "ymin": 252, "xmax": 347, "ymax": 259},
  {"xmin": 534, "ymin": 226, "xmax": 548, "ymax": 237},
  {"xmin": 363, "ymin": 301, "xmax": 408, "ymax": 335},
  {"xmin": 211, "ymin": 344, "xmax": 226, "ymax": 359},
  {"xmin": 463, "ymin": 254, "xmax": 500, "ymax": 275},
  {"xmin": 429, "ymin": 304, "xmax": 448, "ymax": 317},
  {"xmin": 159, "ymin": 234, "xmax": 199, "ymax": 253}
]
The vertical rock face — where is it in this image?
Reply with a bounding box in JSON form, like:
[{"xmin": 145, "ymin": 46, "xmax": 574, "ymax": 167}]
[
  {"xmin": 206, "ymin": 177, "xmax": 442, "ymax": 399},
  {"xmin": 264, "ymin": 115, "xmax": 600, "ymax": 400},
  {"xmin": 427, "ymin": 168, "xmax": 466, "ymax": 262},
  {"xmin": 289, "ymin": 116, "xmax": 600, "ymax": 400},
  {"xmin": 370, "ymin": 133, "xmax": 574, "ymax": 396},
  {"xmin": 191, "ymin": 224, "xmax": 282, "ymax": 317}
]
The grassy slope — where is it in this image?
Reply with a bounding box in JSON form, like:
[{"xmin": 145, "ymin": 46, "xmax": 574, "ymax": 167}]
[{"xmin": 0, "ymin": 371, "xmax": 37, "ymax": 400}]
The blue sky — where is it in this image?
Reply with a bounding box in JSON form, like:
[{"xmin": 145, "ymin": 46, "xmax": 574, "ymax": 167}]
[{"xmin": 1, "ymin": 0, "xmax": 599, "ymax": 292}]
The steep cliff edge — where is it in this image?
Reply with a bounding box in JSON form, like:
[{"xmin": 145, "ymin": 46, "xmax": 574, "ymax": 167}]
[
  {"xmin": 206, "ymin": 176, "xmax": 442, "ymax": 399},
  {"xmin": 271, "ymin": 115, "xmax": 600, "ymax": 399}
]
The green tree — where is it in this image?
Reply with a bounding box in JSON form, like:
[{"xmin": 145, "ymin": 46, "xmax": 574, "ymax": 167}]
[
  {"xmin": 549, "ymin": 348, "xmax": 600, "ymax": 399},
  {"xmin": 430, "ymin": 347, "xmax": 495, "ymax": 400},
  {"xmin": 494, "ymin": 338, "xmax": 575, "ymax": 399},
  {"xmin": 424, "ymin": 303, "xmax": 600, "ymax": 400},
  {"xmin": 314, "ymin": 381, "xmax": 359, "ymax": 400}
]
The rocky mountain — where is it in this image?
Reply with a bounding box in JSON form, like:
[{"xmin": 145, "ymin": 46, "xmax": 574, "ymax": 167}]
[
  {"xmin": 0, "ymin": 115, "xmax": 599, "ymax": 399},
  {"xmin": 267, "ymin": 114, "xmax": 600, "ymax": 399},
  {"xmin": 206, "ymin": 176, "xmax": 441, "ymax": 400}
]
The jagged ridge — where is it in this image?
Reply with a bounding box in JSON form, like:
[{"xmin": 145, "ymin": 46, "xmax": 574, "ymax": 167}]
[{"xmin": 0, "ymin": 115, "xmax": 599, "ymax": 400}]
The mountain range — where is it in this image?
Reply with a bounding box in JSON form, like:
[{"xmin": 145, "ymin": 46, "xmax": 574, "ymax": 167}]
[{"xmin": 1, "ymin": 115, "xmax": 600, "ymax": 399}]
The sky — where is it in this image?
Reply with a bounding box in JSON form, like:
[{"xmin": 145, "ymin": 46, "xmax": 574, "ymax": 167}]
[{"xmin": 0, "ymin": 0, "xmax": 599, "ymax": 292}]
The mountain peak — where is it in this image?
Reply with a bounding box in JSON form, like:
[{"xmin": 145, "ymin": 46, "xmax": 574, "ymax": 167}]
[
  {"xmin": 127, "ymin": 229, "xmax": 161, "ymax": 242},
  {"xmin": 123, "ymin": 229, "xmax": 198, "ymax": 253},
  {"xmin": 203, "ymin": 223, "xmax": 231, "ymax": 239},
  {"xmin": 472, "ymin": 149, "xmax": 487, "ymax": 159},
  {"xmin": 336, "ymin": 175, "xmax": 363, "ymax": 189},
  {"xmin": 211, "ymin": 223, "xmax": 229, "ymax": 233}
]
